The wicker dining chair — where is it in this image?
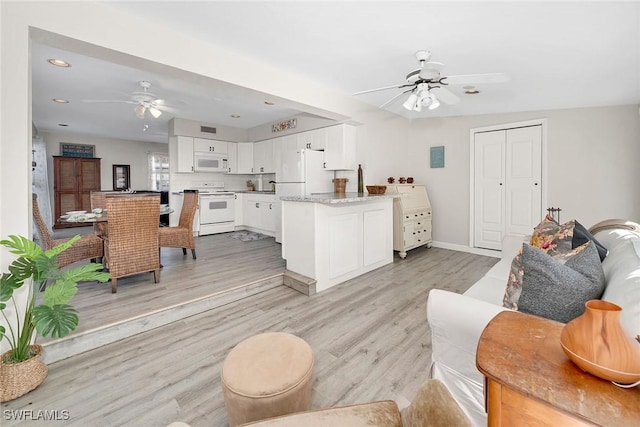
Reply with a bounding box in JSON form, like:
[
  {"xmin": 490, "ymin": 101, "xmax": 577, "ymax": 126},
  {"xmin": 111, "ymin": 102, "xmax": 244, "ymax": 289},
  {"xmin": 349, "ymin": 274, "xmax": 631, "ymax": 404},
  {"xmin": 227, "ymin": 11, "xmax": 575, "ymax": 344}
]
[
  {"xmin": 103, "ymin": 193, "xmax": 161, "ymax": 293},
  {"xmin": 90, "ymin": 190, "xmax": 118, "ymax": 238},
  {"xmin": 159, "ymin": 189, "xmax": 198, "ymax": 259},
  {"xmin": 32, "ymin": 194, "xmax": 104, "ymax": 269}
]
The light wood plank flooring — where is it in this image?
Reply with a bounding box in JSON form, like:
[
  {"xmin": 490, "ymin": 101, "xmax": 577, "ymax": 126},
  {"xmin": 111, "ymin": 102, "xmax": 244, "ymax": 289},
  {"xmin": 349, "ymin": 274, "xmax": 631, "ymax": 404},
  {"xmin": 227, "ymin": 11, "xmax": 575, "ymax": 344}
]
[{"xmin": 3, "ymin": 234, "xmax": 498, "ymax": 427}]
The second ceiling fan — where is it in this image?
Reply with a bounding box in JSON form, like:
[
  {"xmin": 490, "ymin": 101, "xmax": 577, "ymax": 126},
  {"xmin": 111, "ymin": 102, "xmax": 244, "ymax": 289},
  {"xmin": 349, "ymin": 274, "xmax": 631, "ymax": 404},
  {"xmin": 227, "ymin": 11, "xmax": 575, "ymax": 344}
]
[
  {"xmin": 353, "ymin": 50, "xmax": 509, "ymax": 112},
  {"xmin": 84, "ymin": 81, "xmax": 176, "ymax": 119}
]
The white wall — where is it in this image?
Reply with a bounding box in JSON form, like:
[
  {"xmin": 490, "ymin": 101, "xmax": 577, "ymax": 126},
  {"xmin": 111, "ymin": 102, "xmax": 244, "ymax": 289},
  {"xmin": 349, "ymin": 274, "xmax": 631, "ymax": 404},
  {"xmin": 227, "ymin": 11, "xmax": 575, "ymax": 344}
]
[
  {"xmin": 408, "ymin": 104, "xmax": 640, "ymax": 247},
  {"xmin": 41, "ymin": 130, "xmax": 167, "ymax": 195}
]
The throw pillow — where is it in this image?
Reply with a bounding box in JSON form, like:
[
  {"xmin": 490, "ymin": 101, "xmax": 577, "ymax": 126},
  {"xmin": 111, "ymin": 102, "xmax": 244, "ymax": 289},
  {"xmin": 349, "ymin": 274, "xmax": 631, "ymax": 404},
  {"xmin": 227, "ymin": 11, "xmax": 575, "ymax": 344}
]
[
  {"xmin": 502, "ymin": 242, "xmax": 590, "ymax": 311},
  {"xmin": 573, "ymin": 220, "xmax": 608, "ymax": 261},
  {"xmin": 530, "ymin": 215, "xmax": 574, "ymax": 256},
  {"xmin": 517, "ymin": 241, "xmax": 605, "ymax": 323},
  {"xmin": 503, "ymin": 248, "xmax": 524, "ymax": 310}
]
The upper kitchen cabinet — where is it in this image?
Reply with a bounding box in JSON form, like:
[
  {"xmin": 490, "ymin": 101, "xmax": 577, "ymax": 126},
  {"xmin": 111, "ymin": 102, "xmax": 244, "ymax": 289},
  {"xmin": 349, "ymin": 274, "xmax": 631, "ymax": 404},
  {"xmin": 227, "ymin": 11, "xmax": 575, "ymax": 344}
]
[
  {"xmin": 253, "ymin": 139, "xmax": 275, "ymax": 174},
  {"xmin": 228, "ymin": 142, "xmax": 254, "ymax": 174},
  {"xmin": 193, "ymin": 137, "xmax": 228, "ymax": 154},
  {"xmin": 324, "ymin": 124, "xmax": 357, "ymax": 170},
  {"xmin": 175, "ymin": 135, "xmax": 195, "ymax": 173},
  {"xmin": 297, "ymin": 128, "xmax": 327, "ymax": 150}
]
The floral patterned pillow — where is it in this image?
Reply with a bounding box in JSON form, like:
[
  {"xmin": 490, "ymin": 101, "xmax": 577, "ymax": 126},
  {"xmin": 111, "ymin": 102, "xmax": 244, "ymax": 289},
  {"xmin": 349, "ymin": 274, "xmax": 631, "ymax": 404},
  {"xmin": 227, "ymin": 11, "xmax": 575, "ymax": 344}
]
[{"xmin": 530, "ymin": 215, "xmax": 575, "ymax": 256}]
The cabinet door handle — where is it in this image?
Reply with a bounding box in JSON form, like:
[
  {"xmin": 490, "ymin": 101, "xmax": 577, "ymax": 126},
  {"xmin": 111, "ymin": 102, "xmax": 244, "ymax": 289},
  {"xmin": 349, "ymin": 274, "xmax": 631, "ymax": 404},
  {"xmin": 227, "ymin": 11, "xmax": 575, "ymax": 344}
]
[
  {"xmin": 323, "ymin": 162, "xmax": 326, "ymax": 168},
  {"xmin": 269, "ymin": 204, "xmax": 273, "ymax": 209},
  {"xmin": 234, "ymin": 194, "xmax": 237, "ymax": 199},
  {"xmin": 255, "ymin": 203, "xmax": 259, "ymax": 208}
]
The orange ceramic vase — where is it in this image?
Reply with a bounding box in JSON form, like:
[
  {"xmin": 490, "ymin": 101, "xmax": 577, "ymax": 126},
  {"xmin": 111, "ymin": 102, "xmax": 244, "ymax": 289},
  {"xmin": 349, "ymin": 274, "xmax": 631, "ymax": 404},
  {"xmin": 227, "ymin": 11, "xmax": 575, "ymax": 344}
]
[{"xmin": 560, "ymin": 300, "xmax": 640, "ymax": 384}]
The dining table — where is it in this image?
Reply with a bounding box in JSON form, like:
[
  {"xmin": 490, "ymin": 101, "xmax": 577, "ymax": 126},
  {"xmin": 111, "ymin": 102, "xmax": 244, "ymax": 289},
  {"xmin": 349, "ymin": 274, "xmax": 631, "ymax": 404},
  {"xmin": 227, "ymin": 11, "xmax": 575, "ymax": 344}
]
[{"xmin": 58, "ymin": 205, "xmax": 174, "ymax": 224}]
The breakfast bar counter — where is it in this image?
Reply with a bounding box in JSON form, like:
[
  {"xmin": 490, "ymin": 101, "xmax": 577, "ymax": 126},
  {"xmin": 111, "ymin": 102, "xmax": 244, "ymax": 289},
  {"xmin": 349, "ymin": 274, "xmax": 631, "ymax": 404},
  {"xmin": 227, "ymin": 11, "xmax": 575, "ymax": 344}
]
[{"xmin": 281, "ymin": 193, "xmax": 398, "ymax": 292}]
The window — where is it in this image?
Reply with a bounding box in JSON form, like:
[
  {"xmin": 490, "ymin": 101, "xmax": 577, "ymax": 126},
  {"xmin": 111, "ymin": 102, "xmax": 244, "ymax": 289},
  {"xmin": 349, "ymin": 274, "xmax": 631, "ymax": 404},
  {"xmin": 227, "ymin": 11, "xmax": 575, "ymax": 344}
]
[{"xmin": 148, "ymin": 152, "xmax": 169, "ymax": 191}]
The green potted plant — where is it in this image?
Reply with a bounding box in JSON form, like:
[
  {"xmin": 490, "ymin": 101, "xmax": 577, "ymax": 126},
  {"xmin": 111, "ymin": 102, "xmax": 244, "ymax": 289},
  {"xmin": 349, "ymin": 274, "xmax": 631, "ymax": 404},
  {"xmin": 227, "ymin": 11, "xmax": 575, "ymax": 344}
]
[{"xmin": 0, "ymin": 235, "xmax": 110, "ymax": 401}]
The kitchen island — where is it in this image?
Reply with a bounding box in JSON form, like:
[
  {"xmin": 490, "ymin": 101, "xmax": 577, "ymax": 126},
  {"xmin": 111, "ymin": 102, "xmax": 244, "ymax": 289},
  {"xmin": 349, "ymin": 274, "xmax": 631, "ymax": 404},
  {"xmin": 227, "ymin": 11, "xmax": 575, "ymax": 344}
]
[{"xmin": 281, "ymin": 192, "xmax": 398, "ymax": 293}]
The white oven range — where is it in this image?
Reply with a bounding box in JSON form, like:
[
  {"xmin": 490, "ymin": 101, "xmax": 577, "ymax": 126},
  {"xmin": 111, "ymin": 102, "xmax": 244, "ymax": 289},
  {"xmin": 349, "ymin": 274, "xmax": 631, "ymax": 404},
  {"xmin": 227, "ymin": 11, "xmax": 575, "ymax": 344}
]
[{"xmin": 197, "ymin": 190, "xmax": 235, "ymax": 235}]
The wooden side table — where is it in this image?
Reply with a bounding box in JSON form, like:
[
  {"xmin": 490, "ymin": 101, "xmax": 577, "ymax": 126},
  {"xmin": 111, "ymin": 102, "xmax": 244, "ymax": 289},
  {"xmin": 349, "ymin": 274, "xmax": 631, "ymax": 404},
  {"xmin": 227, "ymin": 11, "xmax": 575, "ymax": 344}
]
[{"xmin": 476, "ymin": 311, "xmax": 640, "ymax": 426}]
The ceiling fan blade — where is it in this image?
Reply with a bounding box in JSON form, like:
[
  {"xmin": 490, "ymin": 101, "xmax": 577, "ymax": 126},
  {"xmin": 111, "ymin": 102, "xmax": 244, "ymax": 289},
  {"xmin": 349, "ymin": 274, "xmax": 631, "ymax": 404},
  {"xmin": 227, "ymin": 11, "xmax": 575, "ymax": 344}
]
[
  {"xmin": 442, "ymin": 73, "xmax": 509, "ymax": 85},
  {"xmin": 352, "ymin": 83, "xmax": 410, "ymax": 96},
  {"xmin": 379, "ymin": 88, "xmax": 414, "ymax": 109},
  {"xmin": 431, "ymin": 87, "xmax": 460, "ymax": 105},
  {"xmin": 83, "ymin": 99, "xmax": 136, "ymax": 104}
]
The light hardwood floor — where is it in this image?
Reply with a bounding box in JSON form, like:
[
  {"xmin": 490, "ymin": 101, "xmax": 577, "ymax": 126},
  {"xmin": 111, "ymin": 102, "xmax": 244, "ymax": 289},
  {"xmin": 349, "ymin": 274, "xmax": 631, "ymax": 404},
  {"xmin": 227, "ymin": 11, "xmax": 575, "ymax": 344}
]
[{"xmin": 3, "ymin": 232, "xmax": 498, "ymax": 427}]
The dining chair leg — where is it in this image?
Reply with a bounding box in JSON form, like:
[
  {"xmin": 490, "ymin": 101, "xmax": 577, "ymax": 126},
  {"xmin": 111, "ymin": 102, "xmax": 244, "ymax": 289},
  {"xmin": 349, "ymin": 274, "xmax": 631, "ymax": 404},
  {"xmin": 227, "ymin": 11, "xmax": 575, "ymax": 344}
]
[
  {"xmin": 153, "ymin": 269, "xmax": 160, "ymax": 283},
  {"xmin": 111, "ymin": 278, "xmax": 117, "ymax": 293},
  {"xmin": 182, "ymin": 248, "xmax": 187, "ymax": 256},
  {"xmin": 191, "ymin": 249, "xmax": 196, "ymax": 260}
]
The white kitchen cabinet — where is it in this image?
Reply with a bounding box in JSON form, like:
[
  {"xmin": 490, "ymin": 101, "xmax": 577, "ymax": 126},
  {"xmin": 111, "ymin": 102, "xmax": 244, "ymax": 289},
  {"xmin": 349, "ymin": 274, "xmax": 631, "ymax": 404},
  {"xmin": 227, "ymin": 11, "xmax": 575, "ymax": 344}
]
[
  {"xmin": 227, "ymin": 143, "xmax": 238, "ymax": 173},
  {"xmin": 234, "ymin": 193, "xmax": 244, "ymax": 227},
  {"xmin": 227, "ymin": 143, "xmax": 254, "ymax": 174},
  {"xmin": 244, "ymin": 194, "xmax": 276, "ymax": 234},
  {"xmin": 193, "ymin": 137, "xmax": 228, "ymax": 154},
  {"xmin": 282, "ymin": 135, "xmax": 303, "ymax": 151},
  {"xmin": 296, "ymin": 128, "xmax": 327, "ymax": 150},
  {"xmin": 253, "ymin": 140, "xmax": 275, "ymax": 174},
  {"xmin": 237, "ymin": 143, "xmax": 254, "ymax": 174},
  {"xmin": 324, "ymin": 124, "xmax": 356, "ymax": 170},
  {"xmin": 175, "ymin": 135, "xmax": 195, "ymax": 173}
]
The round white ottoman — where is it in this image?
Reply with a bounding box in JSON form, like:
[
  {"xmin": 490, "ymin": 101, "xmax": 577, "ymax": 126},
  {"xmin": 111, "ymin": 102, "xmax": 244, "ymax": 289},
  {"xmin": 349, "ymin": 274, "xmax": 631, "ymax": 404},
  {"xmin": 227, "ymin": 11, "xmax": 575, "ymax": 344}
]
[{"xmin": 220, "ymin": 332, "xmax": 314, "ymax": 426}]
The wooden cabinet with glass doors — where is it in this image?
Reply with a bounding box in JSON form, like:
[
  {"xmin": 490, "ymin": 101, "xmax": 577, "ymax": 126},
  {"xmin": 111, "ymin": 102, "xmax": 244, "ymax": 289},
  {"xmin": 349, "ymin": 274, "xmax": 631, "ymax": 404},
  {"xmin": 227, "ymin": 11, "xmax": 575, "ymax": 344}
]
[{"xmin": 53, "ymin": 156, "xmax": 101, "ymax": 228}]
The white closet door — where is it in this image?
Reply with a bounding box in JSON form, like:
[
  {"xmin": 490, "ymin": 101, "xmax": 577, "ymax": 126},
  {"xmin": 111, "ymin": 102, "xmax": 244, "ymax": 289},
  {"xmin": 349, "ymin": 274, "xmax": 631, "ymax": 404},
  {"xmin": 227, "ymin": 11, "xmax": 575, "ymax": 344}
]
[
  {"xmin": 474, "ymin": 130, "xmax": 506, "ymax": 250},
  {"xmin": 505, "ymin": 126, "xmax": 542, "ymax": 236},
  {"xmin": 473, "ymin": 125, "xmax": 542, "ymax": 250}
]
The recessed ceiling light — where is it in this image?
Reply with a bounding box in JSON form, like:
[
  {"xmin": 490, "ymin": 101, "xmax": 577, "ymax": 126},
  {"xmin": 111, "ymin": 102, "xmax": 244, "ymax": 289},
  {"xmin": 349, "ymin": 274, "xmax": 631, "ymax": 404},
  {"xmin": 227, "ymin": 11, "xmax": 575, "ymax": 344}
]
[
  {"xmin": 264, "ymin": 101, "xmax": 275, "ymax": 105},
  {"xmin": 48, "ymin": 59, "xmax": 71, "ymax": 68},
  {"xmin": 53, "ymin": 98, "xmax": 69, "ymax": 103},
  {"xmin": 230, "ymin": 114, "xmax": 240, "ymax": 118},
  {"xmin": 58, "ymin": 123, "xmax": 69, "ymax": 127}
]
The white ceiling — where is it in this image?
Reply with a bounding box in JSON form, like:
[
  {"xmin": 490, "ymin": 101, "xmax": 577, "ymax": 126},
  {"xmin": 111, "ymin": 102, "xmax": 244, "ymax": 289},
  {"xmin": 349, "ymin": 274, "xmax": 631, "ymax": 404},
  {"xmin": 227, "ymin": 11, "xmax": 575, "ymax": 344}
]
[{"xmin": 32, "ymin": 1, "xmax": 640, "ymax": 144}]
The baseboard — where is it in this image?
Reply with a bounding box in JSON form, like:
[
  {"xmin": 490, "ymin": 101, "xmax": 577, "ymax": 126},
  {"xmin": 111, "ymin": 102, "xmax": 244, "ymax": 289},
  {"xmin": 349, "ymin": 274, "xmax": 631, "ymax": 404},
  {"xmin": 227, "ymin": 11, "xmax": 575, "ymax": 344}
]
[{"xmin": 431, "ymin": 240, "xmax": 501, "ymax": 258}]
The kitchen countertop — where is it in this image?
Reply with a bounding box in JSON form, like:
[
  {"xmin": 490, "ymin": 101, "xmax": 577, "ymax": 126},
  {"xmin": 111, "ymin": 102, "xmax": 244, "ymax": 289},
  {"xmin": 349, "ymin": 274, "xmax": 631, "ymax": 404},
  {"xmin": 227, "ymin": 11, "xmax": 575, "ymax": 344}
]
[{"xmin": 281, "ymin": 192, "xmax": 399, "ymax": 204}]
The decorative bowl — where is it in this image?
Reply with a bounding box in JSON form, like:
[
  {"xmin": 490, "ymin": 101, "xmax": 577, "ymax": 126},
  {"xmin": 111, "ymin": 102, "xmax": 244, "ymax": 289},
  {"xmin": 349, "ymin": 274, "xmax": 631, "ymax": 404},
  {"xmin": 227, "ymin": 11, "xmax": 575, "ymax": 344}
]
[{"xmin": 366, "ymin": 185, "xmax": 387, "ymax": 195}]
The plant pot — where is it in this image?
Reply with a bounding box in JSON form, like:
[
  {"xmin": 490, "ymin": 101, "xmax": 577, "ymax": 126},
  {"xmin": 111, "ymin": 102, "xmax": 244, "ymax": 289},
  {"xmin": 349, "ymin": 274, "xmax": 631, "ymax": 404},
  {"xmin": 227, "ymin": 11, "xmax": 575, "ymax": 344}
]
[
  {"xmin": 560, "ymin": 300, "xmax": 640, "ymax": 384},
  {"xmin": 0, "ymin": 344, "xmax": 48, "ymax": 402}
]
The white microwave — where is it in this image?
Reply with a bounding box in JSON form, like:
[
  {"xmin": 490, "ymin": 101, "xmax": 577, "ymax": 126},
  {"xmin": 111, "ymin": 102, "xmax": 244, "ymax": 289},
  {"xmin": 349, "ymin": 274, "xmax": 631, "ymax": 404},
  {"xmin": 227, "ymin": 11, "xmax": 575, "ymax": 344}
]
[{"xmin": 194, "ymin": 152, "xmax": 228, "ymax": 173}]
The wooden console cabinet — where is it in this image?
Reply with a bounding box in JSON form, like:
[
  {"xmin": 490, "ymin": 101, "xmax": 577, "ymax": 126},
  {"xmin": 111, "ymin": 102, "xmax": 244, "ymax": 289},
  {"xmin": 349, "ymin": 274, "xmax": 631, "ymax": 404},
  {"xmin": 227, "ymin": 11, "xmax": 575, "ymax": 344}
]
[
  {"xmin": 53, "ymin": 156, "xmax": 101, "ymax": 228},
  {"xmin": 477, "ymin": 311, "xmax": 639, "ymax": 426}
]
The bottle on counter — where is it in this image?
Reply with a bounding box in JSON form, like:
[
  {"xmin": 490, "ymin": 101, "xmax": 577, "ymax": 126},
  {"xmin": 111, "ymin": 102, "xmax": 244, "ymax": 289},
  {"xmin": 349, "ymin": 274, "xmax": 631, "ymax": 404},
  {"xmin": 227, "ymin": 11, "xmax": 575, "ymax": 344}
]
[{"xmin": 357, "ymin": 164, "xmax": 364, "ymax": 194}]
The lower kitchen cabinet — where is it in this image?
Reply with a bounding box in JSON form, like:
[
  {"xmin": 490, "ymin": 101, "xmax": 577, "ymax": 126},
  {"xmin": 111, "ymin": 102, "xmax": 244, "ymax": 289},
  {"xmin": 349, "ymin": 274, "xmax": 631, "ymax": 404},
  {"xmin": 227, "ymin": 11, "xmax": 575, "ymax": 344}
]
[{"xmin": 242, "ymin": 193, "xmax": 276, "ymax": 235}]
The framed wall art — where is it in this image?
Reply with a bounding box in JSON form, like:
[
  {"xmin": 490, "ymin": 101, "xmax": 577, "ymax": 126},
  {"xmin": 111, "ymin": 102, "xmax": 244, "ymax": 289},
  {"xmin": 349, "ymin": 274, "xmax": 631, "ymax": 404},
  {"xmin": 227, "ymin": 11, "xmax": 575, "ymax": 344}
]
[
  {"xmin": 112, "ymin": 164, "xmax": 130, "ymax": 190},
  {"xmin": 60, "ymin": 142, "xmax": 95, "ymax": 158},
  {"xmin": 430, "ymin": 146, "xmax": 445, "ymax": 168}
]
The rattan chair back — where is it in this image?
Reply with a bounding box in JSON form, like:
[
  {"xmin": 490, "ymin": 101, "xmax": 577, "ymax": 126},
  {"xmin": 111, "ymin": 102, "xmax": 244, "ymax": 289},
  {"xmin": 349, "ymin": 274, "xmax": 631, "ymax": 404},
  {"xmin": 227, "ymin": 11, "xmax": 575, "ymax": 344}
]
[
  {"xmin": 32, "ymin": 194, "xmax": 104, "ymax": 269},
  {"xmin": 104, "ymin": 193, "xmax": 160, "ymax": 293},
  {"xmin": 158, "ymin": 190, "xmax": 198, "ymax": 259}
]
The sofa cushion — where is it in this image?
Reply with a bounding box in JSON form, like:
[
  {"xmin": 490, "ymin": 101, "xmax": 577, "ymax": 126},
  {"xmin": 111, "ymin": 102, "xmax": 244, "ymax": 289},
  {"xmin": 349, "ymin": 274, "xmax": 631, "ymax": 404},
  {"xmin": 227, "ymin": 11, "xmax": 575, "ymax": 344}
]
[
  {"xmin": 573, "ymin": 220, "xmax": 608, "ymax": 261},
  {"xmin": 518, "ymin": 241, "xmax": 605, "ymax": 323}
]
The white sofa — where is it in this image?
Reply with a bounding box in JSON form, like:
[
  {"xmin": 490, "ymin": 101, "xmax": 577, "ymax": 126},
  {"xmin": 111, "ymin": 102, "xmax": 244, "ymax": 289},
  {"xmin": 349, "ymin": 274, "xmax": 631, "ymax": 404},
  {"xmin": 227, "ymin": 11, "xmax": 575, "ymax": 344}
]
[{"xmin": 426, "ymin": 221, "xmax": 640, "ymax": 426}]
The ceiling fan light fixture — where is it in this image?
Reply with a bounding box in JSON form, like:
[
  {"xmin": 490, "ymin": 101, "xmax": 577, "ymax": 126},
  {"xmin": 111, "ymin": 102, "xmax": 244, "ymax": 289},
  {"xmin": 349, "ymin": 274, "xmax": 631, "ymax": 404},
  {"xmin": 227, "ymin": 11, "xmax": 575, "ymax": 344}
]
[
  {"xmin": 149, "ymin": 106, "xmax": 162, "ymax": 118},
  {"xmin": 428, "ymin": 93, "xmax": 440, "ymax": 110},
  {"xmin": 403, "ymin": 92, "xmax": 419, "ymax": 110},
  {"xmin": 134, "ymin": 104, "xmax": 146, "ymax": 119}
]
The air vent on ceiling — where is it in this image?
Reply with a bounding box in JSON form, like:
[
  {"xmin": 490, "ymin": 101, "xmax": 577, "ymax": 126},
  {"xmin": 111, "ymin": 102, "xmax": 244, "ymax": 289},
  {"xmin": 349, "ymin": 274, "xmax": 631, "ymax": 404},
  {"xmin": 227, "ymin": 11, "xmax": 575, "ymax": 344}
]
[{"xmin": 200, "ymin": 126, "xmax": 217, "ymax": 134}]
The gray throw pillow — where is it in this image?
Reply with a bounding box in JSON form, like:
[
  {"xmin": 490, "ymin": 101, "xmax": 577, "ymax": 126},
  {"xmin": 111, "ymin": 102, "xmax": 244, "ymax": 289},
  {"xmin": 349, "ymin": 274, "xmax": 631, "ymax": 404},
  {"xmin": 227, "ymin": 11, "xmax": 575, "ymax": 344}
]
[{"xmin": 518, "ymin": 241, "xmax": 605, "ymax": 323}]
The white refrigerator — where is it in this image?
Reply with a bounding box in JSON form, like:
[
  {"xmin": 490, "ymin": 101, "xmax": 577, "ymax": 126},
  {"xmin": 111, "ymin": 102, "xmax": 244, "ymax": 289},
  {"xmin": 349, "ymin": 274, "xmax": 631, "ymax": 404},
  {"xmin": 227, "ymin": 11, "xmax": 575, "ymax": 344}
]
[{"xmin": 275, "ymin": 149, "xmax": 333, "ymax": 242}]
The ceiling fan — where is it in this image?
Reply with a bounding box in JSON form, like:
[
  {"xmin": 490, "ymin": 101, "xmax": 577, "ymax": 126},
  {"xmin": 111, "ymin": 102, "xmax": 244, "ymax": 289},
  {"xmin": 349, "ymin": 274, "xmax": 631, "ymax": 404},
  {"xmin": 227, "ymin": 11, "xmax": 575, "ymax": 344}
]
[
  {"xmin": 84, "ymin": 81, "xmax": 174, "ymax": 119},
  {"xmin": 353, "ymin": 50, "xmax": 509, "ymax": 112}
]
